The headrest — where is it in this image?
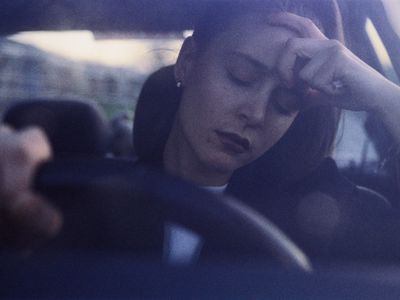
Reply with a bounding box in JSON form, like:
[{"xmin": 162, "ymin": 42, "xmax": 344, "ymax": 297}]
[
  {"xmin": 133, "ymin": 65, "xmax": 181, "ymax": 163},
  {"xmin": 109, "ymin": 113, "xmax": 135, "ymax": 158},
  {"xmin": 3, "ymin": 98, "xmax": 110, "ymax": 158},
  {"xmin": 132, "ymin": 65, "xmax": 337, "ymax": 187}
]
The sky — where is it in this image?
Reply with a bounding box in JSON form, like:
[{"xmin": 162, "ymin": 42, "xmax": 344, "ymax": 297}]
[{"xmin": 9, "ymin": 31, "xmax": 184, "ymax": 73}]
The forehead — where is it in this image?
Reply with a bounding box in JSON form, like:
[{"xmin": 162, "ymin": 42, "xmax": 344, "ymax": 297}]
[{"xmin": 207, "ymin": 13, "xmax": 299, "ymax": 70}]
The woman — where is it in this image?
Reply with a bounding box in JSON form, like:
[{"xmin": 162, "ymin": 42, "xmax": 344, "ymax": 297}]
[
  {"xmin": 136, "ymin": 1, "xmax": 399, "ymax": 187},
  {"xmin": 2, "ymin": 0, "xmax": 400, "ymax": 259},
  {"xmin": 129, "ymin": 0, "xmax": 400, "ymax": 260}
]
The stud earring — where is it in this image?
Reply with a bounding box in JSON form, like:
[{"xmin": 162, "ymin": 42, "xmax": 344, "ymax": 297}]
[{"xmin": 176, "ymin": 81, "xmax": 182, "ymax": 88}]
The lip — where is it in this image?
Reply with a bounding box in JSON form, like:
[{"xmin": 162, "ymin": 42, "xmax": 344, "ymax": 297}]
[{"xmin": 215, "ymin": 130, "xmax": 250, "ymax": 154}]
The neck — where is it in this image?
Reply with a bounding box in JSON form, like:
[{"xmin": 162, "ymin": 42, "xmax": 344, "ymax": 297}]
[{"xmin": 163, "ymin": 120, "xmax": 232, "ymax": 186}]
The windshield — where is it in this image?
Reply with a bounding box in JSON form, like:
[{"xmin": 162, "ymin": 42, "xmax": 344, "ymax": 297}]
[
  {"xmin": 1, "ymin": 19, "xmax": 396, "ymax": 176},
  {"xmin": 3, "ymin": 1, "xmax": 400, "ymax": 297},
  {"xmin": 1, "ymin": 31, "xmax": 185, "ymax": 117}
]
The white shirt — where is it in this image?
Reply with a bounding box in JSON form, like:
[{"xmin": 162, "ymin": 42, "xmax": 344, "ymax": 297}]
[{"xmin": 163, "ymin": 184, "xmax": 227, "ymax": 265}]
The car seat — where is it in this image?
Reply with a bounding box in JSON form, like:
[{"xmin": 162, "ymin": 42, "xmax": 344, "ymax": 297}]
[
  {"xmin": 133, "ymin": 65, "xmax": 181, "ymax": 164},
  {"xmin": 132, "ymin": 65, "xmax": 391, "ymax": 209},
  {"xmin": 2, "ymin": 98, "xmax": 110, "ymax": 158}
]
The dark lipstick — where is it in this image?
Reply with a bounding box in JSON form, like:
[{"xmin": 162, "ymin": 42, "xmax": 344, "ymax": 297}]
[{"xmin": 216, "ymin": 130, "xmax": 250, "ymax": 154}]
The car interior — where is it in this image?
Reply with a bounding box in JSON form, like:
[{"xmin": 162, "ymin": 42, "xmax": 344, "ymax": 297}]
[{"xmin": 2, "ymin": 0, "xmax": 400, "ymax": 298}]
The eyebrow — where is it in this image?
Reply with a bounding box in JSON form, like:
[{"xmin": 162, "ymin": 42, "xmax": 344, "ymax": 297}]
[
  {"xmin": 228, "ymin": 51, "xmax": 307, "ymax": 111},
  {"xmin": 227, "ymin": 51, "xmax": 273, "ymax": 75}
]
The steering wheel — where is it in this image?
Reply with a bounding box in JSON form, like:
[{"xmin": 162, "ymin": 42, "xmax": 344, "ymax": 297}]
[{"xmin": 34, "ymin": 158, "xmax": 312, "ymax": 272}]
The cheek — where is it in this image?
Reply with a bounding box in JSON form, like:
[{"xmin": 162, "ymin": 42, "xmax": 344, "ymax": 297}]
[
  {"xmin": 177, "ymin": 81, "xmax": 228, "ymax": 148},
  {"xmin": 256, "ymin": 114, "xmax": 298, "ymax": 153},
  {"xmin": 179, "ymin": 87, "xmax": 223, "ymax": 130},
  {"xmin": 181, "ymin": 69, "xmax": 234, "ymax": 126}
]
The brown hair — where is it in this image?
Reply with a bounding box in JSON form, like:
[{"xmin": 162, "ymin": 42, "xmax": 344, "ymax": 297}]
[
  {"xmin": 134, "ymin": 0, "xmax": 344, "ymax": 185},
  {"xmin": 193, "ymin": 0, "xmax": 344, "ymax": 49},
  {"xmin": 192, "ymin": 0, "xmax": 343, "ymax": 184}
]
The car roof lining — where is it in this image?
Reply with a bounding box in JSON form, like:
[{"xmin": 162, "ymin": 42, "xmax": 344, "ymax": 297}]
[
  {"xmin": 0, "ymin": 0, "xmax": 215, "ymax": 34},
  {"xmin": 1, "ymin": 0, "xmax": 398, "ymax": 81}
]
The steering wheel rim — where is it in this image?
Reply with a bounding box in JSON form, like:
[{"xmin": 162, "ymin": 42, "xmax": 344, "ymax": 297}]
[{"xmin": 34, "ymin": 158, "xmax": 312, "ymax": 272}]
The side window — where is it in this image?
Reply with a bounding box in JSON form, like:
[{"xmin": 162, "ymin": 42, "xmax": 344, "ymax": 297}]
[{"xmin": 334, "ymin": 6, "xmax": 400, "ymax": 206}]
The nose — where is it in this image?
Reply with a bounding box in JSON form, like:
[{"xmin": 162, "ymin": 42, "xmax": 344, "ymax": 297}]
[{"xmin": 237, "ymin": 82, "xmax": 276, "ymax": 127}]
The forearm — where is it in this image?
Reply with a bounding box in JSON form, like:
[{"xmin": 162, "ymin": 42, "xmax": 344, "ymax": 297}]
[{"xmin": 372, "ymin": 81, "xmax": 400, "ymax": 149}]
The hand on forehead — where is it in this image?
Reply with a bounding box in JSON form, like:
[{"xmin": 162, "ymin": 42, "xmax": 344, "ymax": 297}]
[
  {"xmin": 267, "ymin": 12, "xmax": 326, "ymax": 39},
  {"xmin": 267, "ymin": 12, "xmax": 336, "ymax": 110}
]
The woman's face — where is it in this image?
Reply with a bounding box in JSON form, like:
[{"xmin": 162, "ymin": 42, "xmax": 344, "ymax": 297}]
[{"xmin": 172, "ymin": 13, "xmax": 304, "ymax": 181}]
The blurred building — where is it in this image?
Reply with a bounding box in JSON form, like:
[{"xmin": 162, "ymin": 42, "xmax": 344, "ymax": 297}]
[{"xmin": 0, "ymin": 38, "xmax": 143, "ymax": 116}]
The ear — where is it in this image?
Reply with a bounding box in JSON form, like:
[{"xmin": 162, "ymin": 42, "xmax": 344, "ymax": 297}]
[{"xmin": 174, "ymin": 37, "xmax": 198, "ymax": 86}]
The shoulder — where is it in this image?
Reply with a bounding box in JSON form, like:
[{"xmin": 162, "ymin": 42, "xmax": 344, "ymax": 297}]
[
  {"xmin": 291, "ymin": 157, "xmax": 391, "ymax": 212},
  {"xmin": 227, "ymin": 157, "xmax": 391, "ymax": 235},
  {"xmin": 227, "ymin": 157, "xmax": 394, "ymax": 260},
  {"xmin": 228, "ymin": 157, "xmax": 389, "ymax": 211}
]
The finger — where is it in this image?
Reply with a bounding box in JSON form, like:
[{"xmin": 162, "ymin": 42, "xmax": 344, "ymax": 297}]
[
  {"xmin": 0, "ymin": 126, "xmax": 51, "ymax": 167},
  {"xmin": 298, "ymin": 50, "xmax": 329, "ymax": 86},
  {"xmin": 295, "ymin": 53, "xmax": 331, "ymax": 109},
  {"xmin": 278, "ymin": 38, "xmax": 331, "ymax": 86},
  {"xmin": 297, "ymin": 54, "xmax": 348, "ymax": 109},
  {"xmin": 298, "ymin": 50, "xmax": 344, "ymax": 96},
  {"xmin": 17, "ymin": 127, "xmax": 52, "ymax": 165},
  {"xmin": 305, "ymin": 49, "xmax": 348, "ymax": 98},
  {"xmin": 299, "ymin": 81, "xmax": 347, "ymax": 110},
  {"xmin": 312, "ymin": 61, "xmax": 342, "ymax": 96},
  {"xmin": 0, "ymin": 127, "xmax": 52, "ymax": 196},
  {"xmin": 302, "ymin": 88, "xmax": 329, "ymax": 109},
  {"xmin": 0, "ymin": 125, "xmax": 13, "ymax": 136},
  {"xmin": 8, "ymin": 192, "xmax": 63, "ymax": 238},
  {"xmin": 268, "ymin": 12, "xmax": 327, "ymax": 40},
  {"xmin": 303, "ymin": 64, "xmax": 337, "ymax": 109}
]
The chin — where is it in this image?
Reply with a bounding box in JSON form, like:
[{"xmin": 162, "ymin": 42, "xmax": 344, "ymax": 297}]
[{"xmin": 201, "ymin": 151, "xmax": 248, "ymax": 175}]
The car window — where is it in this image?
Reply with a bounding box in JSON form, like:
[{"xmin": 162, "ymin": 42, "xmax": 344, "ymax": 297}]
[{"xmin": 1, "ymin": 31, "xmax": 185, "ymax": 118}]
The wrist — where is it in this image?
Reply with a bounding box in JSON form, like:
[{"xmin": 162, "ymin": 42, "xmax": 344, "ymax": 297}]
[
  {"xmin": 370, "ymin": 81, "xmax": 400, "ymax": 148},
  {"xmin": 370, "ymin": 81, "xmax": 400, "ymax": 118}
]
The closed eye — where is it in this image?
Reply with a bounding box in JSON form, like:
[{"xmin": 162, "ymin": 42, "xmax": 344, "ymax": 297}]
[
  {"xmin": 271, "ymin": 87, "xmax": 302, "ymax": 116},
  {"xmin": 225, "ymin": 53, "xmax": 265, "ymax": 88},
  {"xmin": 227, "ymin": 71, "xmax": 253, "ymax": 87}
]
